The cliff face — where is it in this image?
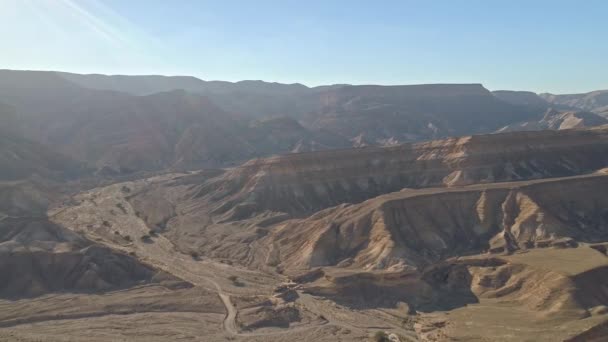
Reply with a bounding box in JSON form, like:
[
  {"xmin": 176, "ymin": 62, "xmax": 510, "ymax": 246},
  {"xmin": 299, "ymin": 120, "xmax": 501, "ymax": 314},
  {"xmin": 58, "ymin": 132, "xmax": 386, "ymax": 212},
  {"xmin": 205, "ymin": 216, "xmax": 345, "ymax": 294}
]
[
  {"xmin": 267, "ymin": 174, "xmax": 608, "ymax": 271},
  {"xmin": 192, "ymin": 127, "xmax": 608, "ymax": 219}
]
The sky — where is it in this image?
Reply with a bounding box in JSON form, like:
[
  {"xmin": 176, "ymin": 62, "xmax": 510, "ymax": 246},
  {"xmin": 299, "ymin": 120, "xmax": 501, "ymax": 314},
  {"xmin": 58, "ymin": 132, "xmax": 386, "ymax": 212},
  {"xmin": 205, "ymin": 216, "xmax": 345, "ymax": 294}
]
[{"xmin": 1, "ymin": 0, "xmax": 607, "ymax": 94}]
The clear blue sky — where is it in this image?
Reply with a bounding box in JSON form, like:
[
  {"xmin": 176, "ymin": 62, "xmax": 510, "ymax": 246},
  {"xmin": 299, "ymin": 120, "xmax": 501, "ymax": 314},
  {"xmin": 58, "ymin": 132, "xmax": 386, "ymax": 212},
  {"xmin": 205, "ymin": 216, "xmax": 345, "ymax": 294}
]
[{"xmin": 2, "ymin": 0, "xmax": 607, "ymax": 93}]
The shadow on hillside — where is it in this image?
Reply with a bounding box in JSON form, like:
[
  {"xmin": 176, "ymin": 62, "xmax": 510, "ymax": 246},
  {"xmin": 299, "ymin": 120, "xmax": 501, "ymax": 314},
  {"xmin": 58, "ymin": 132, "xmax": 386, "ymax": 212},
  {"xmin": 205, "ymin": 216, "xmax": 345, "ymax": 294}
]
[{"xmin": 299, "ymin": 263, "xmax": 481, "ymax": 313}]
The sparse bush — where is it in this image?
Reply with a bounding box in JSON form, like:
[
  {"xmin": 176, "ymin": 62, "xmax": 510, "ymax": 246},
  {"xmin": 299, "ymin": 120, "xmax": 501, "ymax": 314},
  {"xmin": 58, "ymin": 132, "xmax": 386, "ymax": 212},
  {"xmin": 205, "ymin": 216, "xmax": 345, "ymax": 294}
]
[
  {"xmin": 114, "ymin": 231, "xmax": 120, "ymax": 235},
  {"xmin": 148, "ymin": 229, "xmax": 158, "ymax": 237},
  {"xmin": 228, "ymin": 275, "xmax": 245, "ymax": 287},
  {"xmin": 115, "ymin": 203, "xmax": 127, "ymax": 214},
  {"xmin": 407, "ymin": 303, "xmax": 417, "ymax": 315},
  {"xmin": 190, "ymin": 251, "xmax": 200, "ymax": 259},
  {"xmin": 124, "ymin": 235, "xmax": 132, "ymax": 242},
  {"xmin": 402, "ymin": 316, "xmax": 415, "ymax": 329},
  {"xmin": 140, "ymin": 234, "xmax": 152, "ymax": 243},
  {"xmin": 121, "ymin": 185, "xmax": 131, "ymax": 193},
  {"xmin": 102, "ymin": 220, "xmax": 112, "ymax": 227},
  {"xmin": 373, "ymin": 331, "xmax": 390, "ymax": 342}
]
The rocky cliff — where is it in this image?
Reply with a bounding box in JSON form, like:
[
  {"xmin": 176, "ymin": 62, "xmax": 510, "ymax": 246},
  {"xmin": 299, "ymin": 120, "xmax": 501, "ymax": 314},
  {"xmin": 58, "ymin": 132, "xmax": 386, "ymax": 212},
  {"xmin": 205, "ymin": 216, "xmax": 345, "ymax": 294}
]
[
  {"xmin": 267, "ymin": 173, "xmax": 608, "ymax": 271},
  {"xmin": 192, "ymin": 127, "xmax": 608, "ymax": 219}
]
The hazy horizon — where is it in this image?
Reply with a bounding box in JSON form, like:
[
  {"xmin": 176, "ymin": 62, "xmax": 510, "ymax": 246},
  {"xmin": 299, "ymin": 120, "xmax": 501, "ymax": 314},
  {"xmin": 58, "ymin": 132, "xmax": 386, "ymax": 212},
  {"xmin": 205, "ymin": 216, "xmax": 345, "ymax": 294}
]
[
  {"xmin": 4, "ymin": 67, "xmax": 605, "ymax": 96},
  {"xmin": 2, "ymin": 0, "xmax": 607, "ymax": 94}
]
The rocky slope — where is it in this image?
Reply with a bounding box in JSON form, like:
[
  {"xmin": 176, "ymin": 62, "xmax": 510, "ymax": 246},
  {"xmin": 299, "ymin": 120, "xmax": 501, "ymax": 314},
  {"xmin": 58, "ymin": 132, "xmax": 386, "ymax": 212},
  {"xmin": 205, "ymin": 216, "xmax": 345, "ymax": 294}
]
[
  {"xmin": 541, "ymin": 90, "xmax": 608, "ymax": 113},
  {"xmin": 0, "ymin": 70, "xmax": 250, "ymax": 172},
  {"xmin": 57, "ymin": 71, "xmax": 328, "ymax": 120},
  {"xmin": 490, "ymin": 91, "xmax": 608, "ymax": 132},
  {"xmin": 267, "ymin": 173, "xmax": 608, "ymax": 271},
  {"xmin": 0, "ymin": 101, "xmax": 87, "ymax": 182},
  {"xmin": 51, "ymin": 158, "xmax": 608, "ymax": 341},
  {"xmin": 295, "ymin": 247, "xmax": 608, "ymax": 316},
  {"xmin": 0, "ymin": 133, "xmax": 187, "ymax": 299},
  {"xmin": 302, "ymin": 84, "xmax": 541, "ymax": 144},
  {"xmin": 190, "ymin": 126, "xmax": 608, "ymax": 220},
  {"xmin": 97, "ymin": 127, "xmax": 608, "ymax": 275},
  {"xmin": 4, "ymin": 70, "xmax": 608, "ymax": 341},
  {"xmin": 242, "ymin": 117, "xmax": 351, "ymax": 154},
  {"xmin": 0, "ymin": 186, "xmax": 187, "ymax": 299},
  {"xmin": 9, "ymin": 70, "xmax": 605, "ymax": 177},
  {"xmin": 492, "ymin": 90, "xmax": 551, "ymax": 110},
  {"xmin": 496, "ymin": 108, "xmax": 608, "ymax": 132},
  {"xmin": 0, "ymin": 134, "xmax": 87, "ymax": 182},
  {"xmin": 0, "ymin": 218, "xmax": 187, "ymax": 298},
  {"xmin": 0, "ymin": 70, "xmax": 346, "ymax": 174},
  {"xmin": 20, "ymin": 126, "xmax": 608, "ymax": 341}
]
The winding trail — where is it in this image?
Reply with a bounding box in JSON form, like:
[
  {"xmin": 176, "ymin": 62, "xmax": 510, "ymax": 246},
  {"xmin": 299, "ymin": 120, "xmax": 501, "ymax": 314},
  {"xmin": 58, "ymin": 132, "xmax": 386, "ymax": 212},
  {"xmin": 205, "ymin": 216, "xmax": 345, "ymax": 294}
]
[{"xmin": 214, "ymin": 283, "xmax": 238, "ymax": 335}]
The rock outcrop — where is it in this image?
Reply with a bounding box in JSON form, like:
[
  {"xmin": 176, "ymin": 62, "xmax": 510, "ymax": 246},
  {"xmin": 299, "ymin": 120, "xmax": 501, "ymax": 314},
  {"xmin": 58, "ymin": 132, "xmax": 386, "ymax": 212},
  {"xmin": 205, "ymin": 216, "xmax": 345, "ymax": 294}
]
[{"xmin": 267, "ymin": 173, "xmax": 608, "ymax": 271}]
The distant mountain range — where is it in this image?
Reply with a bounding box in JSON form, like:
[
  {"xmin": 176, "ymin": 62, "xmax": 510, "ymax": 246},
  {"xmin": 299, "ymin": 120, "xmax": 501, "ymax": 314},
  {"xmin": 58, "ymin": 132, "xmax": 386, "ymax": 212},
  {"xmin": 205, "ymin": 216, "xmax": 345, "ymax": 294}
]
[{"xmin": 0, "ymin": 69, "xmax": 606, "ymax": 176}]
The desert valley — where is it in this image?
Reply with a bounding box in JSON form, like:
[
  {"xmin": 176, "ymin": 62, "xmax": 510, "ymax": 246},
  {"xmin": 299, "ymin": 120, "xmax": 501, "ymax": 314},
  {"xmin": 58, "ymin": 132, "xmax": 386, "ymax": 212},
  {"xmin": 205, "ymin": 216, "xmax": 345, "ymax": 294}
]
[{"xmin": 2, "ymin": 70, "xmax": 608, "ymax": 342}]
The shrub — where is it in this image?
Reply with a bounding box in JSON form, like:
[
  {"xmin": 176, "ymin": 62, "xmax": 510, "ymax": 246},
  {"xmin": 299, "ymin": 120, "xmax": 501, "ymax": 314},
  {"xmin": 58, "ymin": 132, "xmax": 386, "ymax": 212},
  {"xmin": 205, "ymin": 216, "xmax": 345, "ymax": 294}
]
[
  {"xmin": 373, "ymin": 331, "xmax": 390, "ymax": 342},
  {"xmin": 228, "ymin": 275, "xmax": 245, "ymax": 287},
  {"xmin": 115, "ymin": 203, "xmax": 127, "ymax": 214}
]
